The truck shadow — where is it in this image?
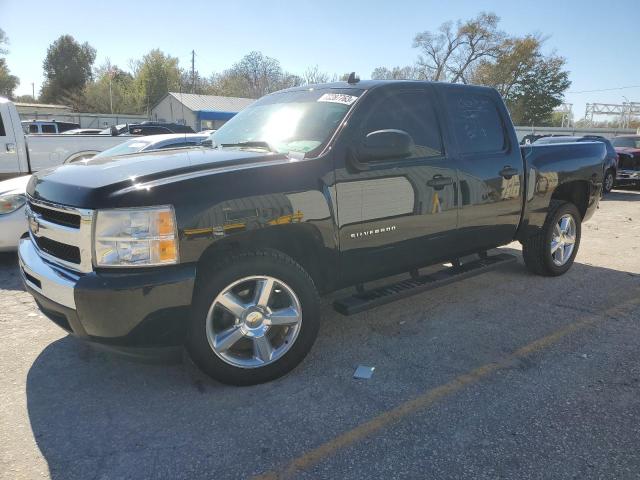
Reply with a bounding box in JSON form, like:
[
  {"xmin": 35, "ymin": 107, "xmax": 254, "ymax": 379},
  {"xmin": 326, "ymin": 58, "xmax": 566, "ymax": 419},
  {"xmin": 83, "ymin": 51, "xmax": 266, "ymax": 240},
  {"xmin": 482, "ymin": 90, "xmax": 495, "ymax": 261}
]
[
  {"xmin": 605, "ymin": 187, "xmax": 640, "ymax": 201},
  {"xmin": 24, "ymin": 256, "xmax": 640, "ymax": 479}
]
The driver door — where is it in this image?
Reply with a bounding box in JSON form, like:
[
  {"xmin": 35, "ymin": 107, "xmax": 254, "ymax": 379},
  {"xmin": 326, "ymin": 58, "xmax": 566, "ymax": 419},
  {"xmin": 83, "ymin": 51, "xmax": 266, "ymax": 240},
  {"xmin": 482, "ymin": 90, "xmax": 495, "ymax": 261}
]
[{"xmin": 334, "ymin": 86, "xmax": 459, "ymax": 285}]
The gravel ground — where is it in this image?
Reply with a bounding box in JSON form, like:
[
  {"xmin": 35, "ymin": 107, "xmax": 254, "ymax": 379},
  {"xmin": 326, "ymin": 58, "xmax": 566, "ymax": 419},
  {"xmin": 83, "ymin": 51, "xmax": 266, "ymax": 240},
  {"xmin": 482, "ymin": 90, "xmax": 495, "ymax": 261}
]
[{"xmin": 1, "ymin": 188, "xmax": 639, "ymax": 480}]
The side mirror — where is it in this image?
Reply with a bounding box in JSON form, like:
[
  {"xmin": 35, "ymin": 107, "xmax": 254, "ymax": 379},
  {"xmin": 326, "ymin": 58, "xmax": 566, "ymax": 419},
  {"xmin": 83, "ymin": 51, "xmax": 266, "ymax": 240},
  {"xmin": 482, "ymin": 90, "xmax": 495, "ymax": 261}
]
[{"xmin": 359, "ymin": 129, "xmax": 414, "ymax": 162}]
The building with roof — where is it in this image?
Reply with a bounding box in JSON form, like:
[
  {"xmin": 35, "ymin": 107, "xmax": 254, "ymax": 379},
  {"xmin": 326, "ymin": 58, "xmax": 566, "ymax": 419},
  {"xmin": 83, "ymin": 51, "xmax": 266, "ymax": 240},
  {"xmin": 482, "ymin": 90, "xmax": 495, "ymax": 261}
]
[
  {"xmin": 15, "ymin": 101, "xmax": 73, "ymax": 116},
  {"xmin": 151, "ymin": 92, "xmax": 255, "ymax": 132}
]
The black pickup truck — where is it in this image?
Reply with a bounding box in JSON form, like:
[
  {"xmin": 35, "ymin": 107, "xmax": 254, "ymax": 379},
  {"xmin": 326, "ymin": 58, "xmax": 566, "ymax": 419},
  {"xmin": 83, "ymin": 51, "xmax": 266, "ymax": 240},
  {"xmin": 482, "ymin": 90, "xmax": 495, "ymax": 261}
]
[{"xmin": 19, "ymin": 80, "xmax": 605, "ymax": 385}]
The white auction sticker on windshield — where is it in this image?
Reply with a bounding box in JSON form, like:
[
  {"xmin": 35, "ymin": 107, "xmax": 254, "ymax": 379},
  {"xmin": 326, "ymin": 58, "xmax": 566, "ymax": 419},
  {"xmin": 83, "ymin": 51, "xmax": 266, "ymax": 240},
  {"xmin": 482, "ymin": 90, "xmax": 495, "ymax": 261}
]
[{"xmin": 317, "ymin": 93, "xmax": 358, "ymax": 105}]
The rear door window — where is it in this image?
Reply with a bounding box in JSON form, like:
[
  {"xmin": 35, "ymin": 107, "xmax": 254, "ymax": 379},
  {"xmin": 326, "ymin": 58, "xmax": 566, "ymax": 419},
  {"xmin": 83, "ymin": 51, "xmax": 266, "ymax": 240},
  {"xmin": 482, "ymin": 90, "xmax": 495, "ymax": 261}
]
[
  {"xmin": 41, "ymin": 124, "xmax": 57, "ymax": 134},
  {"xmin": 446, "ymin": 91, "xmax": 506, "ymax": 154}
]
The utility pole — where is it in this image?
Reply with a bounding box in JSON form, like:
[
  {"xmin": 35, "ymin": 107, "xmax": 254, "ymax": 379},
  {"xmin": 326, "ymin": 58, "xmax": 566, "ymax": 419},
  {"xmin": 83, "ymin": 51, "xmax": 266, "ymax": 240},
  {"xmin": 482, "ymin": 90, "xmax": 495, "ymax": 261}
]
[
  {"xmin": 191, "ymin": 50, "xmax": 195, "ymax": 94},
  {"xmin": 109, "ymin": 70, "xmax": 114, "ymax": 114},
  {"xmin": 31, "ymin": 82, "xmax": 34, "ymax": 100}
]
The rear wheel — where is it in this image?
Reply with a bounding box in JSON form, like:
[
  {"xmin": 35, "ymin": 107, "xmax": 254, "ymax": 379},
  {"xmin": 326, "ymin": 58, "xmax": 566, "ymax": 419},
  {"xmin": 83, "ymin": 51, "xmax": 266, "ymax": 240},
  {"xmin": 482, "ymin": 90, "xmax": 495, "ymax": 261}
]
[
  {"xmin": 187, "ymin": 250, "xmax": 320, "ymax": 385},
  {"xmin": 603, "ymin": 169, "xmax": 615, "ymax": 194},
  {"xmin": 522, "ymin": 201, "xmax": 581, "ymax": 276}
]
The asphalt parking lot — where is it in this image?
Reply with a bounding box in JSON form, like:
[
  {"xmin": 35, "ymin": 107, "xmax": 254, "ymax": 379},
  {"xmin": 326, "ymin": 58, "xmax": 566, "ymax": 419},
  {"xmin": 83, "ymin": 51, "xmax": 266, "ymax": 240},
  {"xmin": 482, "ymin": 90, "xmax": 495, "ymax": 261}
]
[{"xmin": 1, "ymin": 188, "xmax": 639, "ymax": 480}]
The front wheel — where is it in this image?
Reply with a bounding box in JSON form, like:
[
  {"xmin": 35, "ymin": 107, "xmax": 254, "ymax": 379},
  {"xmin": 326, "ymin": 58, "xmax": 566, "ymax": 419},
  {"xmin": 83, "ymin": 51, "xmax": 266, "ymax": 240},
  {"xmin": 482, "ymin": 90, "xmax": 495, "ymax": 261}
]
[
  {"xmin": 603, "ymin": 169, "xmax": 615, "ymax": 194},
  {"xmin": 522, "ymin": 201, "xmax": 582, "ymax": 276},
  {"xmin": 187, "ymin": 250, "xmax": 320, "ymax": 386}
]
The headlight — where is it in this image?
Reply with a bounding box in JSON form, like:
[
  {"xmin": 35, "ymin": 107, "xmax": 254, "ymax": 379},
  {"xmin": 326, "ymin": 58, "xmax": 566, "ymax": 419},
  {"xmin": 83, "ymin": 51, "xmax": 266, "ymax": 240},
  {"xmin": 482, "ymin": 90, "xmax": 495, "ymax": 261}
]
[
  {"xmin": 94, "ymin": 206, "xmax": 178, "ymax": 267},
  {"xmin": 0, "ymin": 194, "xmax": 26, "ymax": 215}
]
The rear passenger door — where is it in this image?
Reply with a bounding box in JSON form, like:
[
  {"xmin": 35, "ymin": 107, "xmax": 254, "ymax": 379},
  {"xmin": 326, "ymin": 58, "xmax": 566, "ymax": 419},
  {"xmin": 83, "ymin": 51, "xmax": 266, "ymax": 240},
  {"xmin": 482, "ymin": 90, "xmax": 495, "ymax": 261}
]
[
  {"xmin": 441, "ymin": 88, "xmax": 524, "ymax": 251},
  {"xmin": 335, "ymin": 86, "xmax": 459, "ymax": 284}
]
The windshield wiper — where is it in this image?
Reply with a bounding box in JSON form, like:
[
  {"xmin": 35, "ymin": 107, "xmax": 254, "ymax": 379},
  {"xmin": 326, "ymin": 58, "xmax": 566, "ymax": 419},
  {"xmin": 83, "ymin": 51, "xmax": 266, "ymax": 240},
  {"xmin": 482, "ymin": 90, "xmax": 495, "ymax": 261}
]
[{"xmin": 219, "ymin": 141, "xmax": 275, "ymax": 153}]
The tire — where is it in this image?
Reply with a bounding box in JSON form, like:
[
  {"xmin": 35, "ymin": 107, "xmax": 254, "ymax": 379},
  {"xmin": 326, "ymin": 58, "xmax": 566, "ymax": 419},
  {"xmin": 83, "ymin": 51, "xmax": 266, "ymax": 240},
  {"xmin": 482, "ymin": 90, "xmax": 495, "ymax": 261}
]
[
  {"xmin": 187, "ymin": 250, "xmax": 320, "ymax": 386},
  {"xmin": 522, "ymin": 201, "xmax": 581, "ymax": 277},
  {"xmin": 603, "ymin": 169, "xmax": 615, "ymax": 194}
]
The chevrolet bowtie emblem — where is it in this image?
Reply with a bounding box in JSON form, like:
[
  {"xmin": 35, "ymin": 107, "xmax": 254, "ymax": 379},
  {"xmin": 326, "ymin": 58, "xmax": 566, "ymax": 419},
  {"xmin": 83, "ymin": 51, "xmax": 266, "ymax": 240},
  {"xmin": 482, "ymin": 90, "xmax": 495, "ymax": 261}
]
[{"xmin": 29, "ymin": 215, "xmax": 39, "ymax": 235}]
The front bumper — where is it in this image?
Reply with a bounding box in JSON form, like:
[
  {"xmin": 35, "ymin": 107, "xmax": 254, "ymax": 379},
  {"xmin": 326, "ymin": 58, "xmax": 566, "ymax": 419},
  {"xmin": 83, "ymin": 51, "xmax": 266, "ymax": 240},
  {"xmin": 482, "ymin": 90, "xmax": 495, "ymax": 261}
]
[
  {"xmin": 616, "ymin": 170, "xmax": 640, "ymax": 183},
  {"xmin": 18, "ymin": 238, "xmax": 196, "ymax": 355}
]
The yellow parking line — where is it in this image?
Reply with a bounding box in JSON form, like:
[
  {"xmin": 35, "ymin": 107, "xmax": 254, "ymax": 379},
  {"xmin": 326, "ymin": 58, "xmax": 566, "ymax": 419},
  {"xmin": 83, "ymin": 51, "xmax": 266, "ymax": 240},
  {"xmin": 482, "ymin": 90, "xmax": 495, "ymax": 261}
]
[{"xmin": 254, "ymin": 292, "xmax": 640, "ymax": 480}]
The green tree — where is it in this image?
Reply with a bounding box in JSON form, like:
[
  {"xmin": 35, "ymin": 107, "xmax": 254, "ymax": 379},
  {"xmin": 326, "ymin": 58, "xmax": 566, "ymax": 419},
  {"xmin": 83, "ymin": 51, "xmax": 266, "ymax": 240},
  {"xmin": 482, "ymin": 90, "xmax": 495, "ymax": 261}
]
[
  {"xmin": 84, "ymin": 61, "xmax": 139, "ymax": 114},
  {"xmin": 0, "ymin": 59, "xmax": 19, "ymax": 99},
  {"xmin": 470, "ymin": 36, "xmax": 570, "ymax": 125},
  {"xmin": 0, "ymin": 28, "xmax": 19, "ymax": 99},
  {"xmin": 132, "ymin": 49, "xmax": 181, "ymax": 113},
  {"xmin": 40, "ymin": 35, "xmax": 96, "ymax": 106},
  {"xmin": 0, "ymin": 28, "xmax": 8, "ymax": 55}
]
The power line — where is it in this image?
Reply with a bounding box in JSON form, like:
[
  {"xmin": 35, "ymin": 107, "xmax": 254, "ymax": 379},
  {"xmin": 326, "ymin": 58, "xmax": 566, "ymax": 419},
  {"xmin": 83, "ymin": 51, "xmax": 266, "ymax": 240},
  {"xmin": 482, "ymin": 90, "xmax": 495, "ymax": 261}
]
[{"xmin": 567, "ymin": 85, "xmax": 640, "ymax": 94}]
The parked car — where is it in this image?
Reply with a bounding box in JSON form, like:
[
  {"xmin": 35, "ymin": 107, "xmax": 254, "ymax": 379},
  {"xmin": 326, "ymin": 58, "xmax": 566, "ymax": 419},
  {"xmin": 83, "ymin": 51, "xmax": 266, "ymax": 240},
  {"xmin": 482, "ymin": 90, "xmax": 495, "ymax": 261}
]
[
  {"xmin": 21, "ymin": 120, "xmax": 80, "ymax": 134},
  {"xmin": 19, "ymin": 80, "xmax": 605, "ymax": 385},
  {"xmin": 520, "ymin": 134, "xmax": 550, "ymax": 145},
  {"xmin": 1, "ymin": 97, "xmax": 132, "ymax": 178},
  {"xmin": 0, "ymin": 174, "xmax": 30, "ymax": 251},
  {"xmin": 61, "ymin": 128, "xmax": 104, "ymax": 135},
  {"xmin": 101, "ymin": 122, "xmax": 195, "ymax": 136},
  {"xmin": 92, "ymin": 133, "xmax": 209, "ymax": 159},
  {"xmin": 534, "ymin": 135, "xmax": 618, "ymax": 193},
  {"xmin": 610, "ymin": 135, "xmax": 640, "ymax": 187},
  {"xmin": 0, "ymin": 134, "xmax": 207, "ymax": 252}
]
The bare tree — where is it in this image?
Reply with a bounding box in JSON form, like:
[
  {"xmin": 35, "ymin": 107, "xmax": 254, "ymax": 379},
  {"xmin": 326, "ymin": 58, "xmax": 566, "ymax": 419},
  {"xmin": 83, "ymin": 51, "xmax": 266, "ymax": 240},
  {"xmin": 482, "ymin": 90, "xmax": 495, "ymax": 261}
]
[
  {"xmin": 371, "ymin": 65, "xmax": 425, "ymax": 80},
  {"xmin": 413, "ymin": 21, "xmax": 462, "ymax": 81},
  {"xmin": 229, "ymin": 51, "xmax": 284, "ymax": 98},
  {"xmin": 413, "ymin": 12, "xmax": 504, "ymax": 82},
  {"xmin": 303, "ymin": 65, "xmax": 330, "ymax": 85},
  {"xmin": 449, "ymin": 13, "xmax": 505, "ymax": 83}
]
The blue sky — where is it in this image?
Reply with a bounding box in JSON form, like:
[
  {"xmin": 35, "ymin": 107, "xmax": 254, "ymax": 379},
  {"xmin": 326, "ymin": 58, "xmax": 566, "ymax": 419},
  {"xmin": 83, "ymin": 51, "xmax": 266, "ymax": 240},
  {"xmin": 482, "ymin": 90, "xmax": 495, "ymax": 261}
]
[{"xmin": 2, "ymin": 0, "xmax": 639, "ymax": 120}]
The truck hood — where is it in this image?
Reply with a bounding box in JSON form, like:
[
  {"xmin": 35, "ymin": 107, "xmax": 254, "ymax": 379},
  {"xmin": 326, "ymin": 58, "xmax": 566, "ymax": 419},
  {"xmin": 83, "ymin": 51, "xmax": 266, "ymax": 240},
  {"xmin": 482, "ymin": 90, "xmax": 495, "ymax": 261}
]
[
  {"xmin": 614, "ymin": 147, "xmax": 640, "ymax": 157},
  {"xmin": 27, "ymin": 147, "xmax": 289, "ymax": 208}
]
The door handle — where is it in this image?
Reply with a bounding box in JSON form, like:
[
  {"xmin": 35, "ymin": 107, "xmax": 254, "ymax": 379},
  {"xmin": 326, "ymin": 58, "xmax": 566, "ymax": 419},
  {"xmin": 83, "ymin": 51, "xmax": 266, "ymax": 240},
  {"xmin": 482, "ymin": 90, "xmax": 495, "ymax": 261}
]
[
  {"xmin": 6, "ymin": 143, "xmax": 16, "ymax": 153},
  {"xmin": 427, "ymin": 175, "xmax": 453, "ymax": 190},
  {"xmin": 499, "ymin": 166, "xmax": 518, "ymax": 179}
]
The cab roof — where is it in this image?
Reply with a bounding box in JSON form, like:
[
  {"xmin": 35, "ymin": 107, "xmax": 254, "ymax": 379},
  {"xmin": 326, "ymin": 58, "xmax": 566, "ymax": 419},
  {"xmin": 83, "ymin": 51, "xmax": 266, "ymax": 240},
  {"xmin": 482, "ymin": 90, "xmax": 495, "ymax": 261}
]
[{"xmin": 276, "ymin": 79, "xmax": 498, "ymax": 96}]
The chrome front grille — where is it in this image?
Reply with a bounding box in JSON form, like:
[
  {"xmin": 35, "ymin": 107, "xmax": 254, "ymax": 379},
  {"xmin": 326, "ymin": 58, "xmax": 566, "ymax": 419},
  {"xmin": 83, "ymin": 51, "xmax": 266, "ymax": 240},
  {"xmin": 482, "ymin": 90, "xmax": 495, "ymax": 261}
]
[{"xmin": 26, "ymin": 196, "xmax": 94, "ymax": 273}]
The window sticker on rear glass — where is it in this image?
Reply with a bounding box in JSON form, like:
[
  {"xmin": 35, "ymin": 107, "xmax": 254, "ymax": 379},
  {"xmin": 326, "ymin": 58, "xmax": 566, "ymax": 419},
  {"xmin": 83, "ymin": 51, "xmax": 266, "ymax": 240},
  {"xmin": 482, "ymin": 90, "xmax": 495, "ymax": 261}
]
[{"xmin": 317, "ymin": 93, "xmax": 358, "ymax": 105}]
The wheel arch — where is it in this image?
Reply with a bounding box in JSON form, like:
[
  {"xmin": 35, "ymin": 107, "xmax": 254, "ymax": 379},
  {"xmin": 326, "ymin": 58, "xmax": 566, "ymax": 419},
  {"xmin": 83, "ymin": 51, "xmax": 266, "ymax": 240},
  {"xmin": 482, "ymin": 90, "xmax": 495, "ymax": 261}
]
[
  {"xmin": 550, "ymin": 180, "xmax": 590, "ymax": 218},
  {"xmin": 195, "ymin": 224, "xmax": 335, "ymax": 294},
  {"xmin": 64, "ymin": 150, "xmax": 99, "ymax": 163}
]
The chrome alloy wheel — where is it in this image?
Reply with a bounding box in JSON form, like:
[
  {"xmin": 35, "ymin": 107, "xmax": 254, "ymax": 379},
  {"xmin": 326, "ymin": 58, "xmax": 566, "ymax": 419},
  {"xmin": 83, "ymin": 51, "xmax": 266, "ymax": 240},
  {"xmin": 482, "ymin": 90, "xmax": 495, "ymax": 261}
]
[
  {"xmin": 551, "ymin": 214, "xmax": 577, "ymax": 266},
  {"xmin": 205, "ymin": 276, "xmax": 303, "ymax": 368}
]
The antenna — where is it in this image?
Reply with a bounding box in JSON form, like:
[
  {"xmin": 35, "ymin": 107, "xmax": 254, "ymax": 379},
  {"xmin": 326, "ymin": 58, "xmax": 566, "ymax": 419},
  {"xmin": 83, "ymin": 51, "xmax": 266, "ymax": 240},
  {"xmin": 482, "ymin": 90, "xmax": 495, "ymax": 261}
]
[{"xmin": 347, "ymin": 72, "xmax": 359, "ymax": 84}]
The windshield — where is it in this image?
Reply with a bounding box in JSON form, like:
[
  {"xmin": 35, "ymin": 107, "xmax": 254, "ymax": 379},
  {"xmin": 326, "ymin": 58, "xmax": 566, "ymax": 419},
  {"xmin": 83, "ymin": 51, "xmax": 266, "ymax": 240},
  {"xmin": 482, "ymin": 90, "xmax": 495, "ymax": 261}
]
[
  {"xmin": 93, "ymin": 139, "xmax": 153, "ymax": 159},
  {"xmin": 610, "ymin": 136, "xmax": 640, "ymax": 149},
  {"xmin": 211, "ymin": 88, "xmax": 363, "ymax": 155}
]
